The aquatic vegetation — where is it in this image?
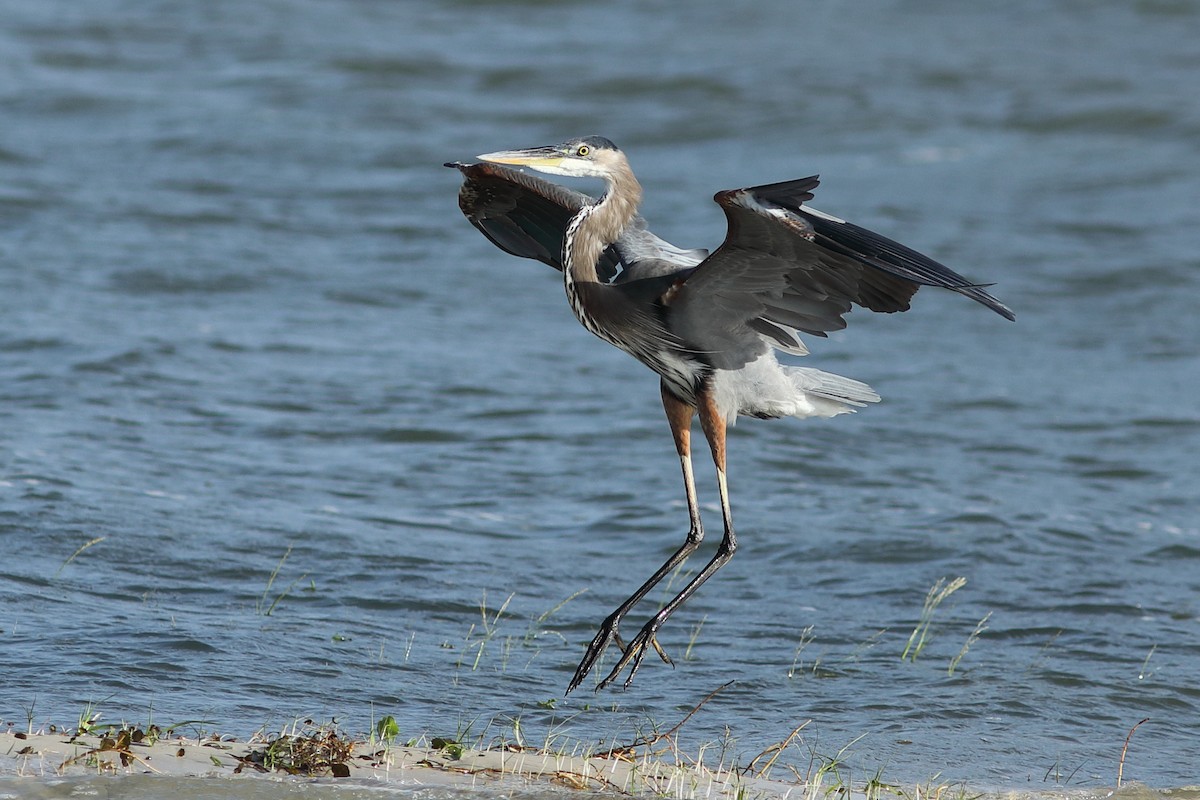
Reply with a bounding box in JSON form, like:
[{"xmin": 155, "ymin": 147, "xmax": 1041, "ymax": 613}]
[
  {"xmin": 55, "ymin": 536, "xmax": 106, "ymax": 578},
  {"xmin": 902, "ymin": 577, "xmax": 967, "ymax": 662},
  {"xmin": 948, "ymin": 612, "xmax": 991, "ymax": 676},
  {"xmin": 241, "ymin": 719, "xmax": 356, "ymax": 776},
  {"xmin": 256, "ymin": 545, "xmax": 311, "ymax": 616}
]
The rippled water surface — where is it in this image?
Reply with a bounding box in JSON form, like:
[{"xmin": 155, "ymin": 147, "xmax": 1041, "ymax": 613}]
[{"xmin": 3, "ymin": 0, "xmax": 1199, "ymax": 790}]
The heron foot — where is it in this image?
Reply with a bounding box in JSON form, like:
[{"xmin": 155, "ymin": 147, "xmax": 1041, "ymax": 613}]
[
  {"xmin": 566, "ymin": 612, "xmax": 623, "ymax": 694},
  {"xmin": 567, "ymin": 613, "xmax": 675, "ymax": 694},
  {"xmin": 595, "ymin": 620, "xmax": 673, "ymax": 691}
]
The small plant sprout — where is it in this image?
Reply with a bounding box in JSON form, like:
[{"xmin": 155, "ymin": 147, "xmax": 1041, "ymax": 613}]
[
  {"xmin": 788, "ymin": 625, "xmax": 817, "ymax": 679},
  {"xmin": 375, "ymin": 715, "xmax": 399, "ymax": 748},
  {"xmin": 23, "ymin": 699, "xmax": 37, "ymax": 735},
  {"xmin": 459, "ymin": 590, "xmax": 515, "ymax": 671},
  {"xmin": 504, "ymin": 715, "xmax": 526, "ymax": 749},
  {"xmin": 863, "ymin": 763, "xmax": 900, "ymax": 800},
  {"xmin": 527, "ymin": 588, "xmax": 588, "ymax": 644},
  {"xmin": 895, "ymin": 773, "xmax": 978, "ymax": 800},
  {"xmin": 56, "ymin": 536, "xmax": 106, "ymax": 577},
  {"xmin": 684, "ymin": 615, "xmax": 707, "ymax": 660},
  {"xmin": 1041, "ymin": 756, "xmax": 1083, "ymax": 785},
  {"xmin": 1138, "ymin": 645, "xmax": 1157, "ymax": 681},
  {"xmin": 75, "ymin": 699, "xmax": 107, "ymax": 736},
  {"xmin": 803, "ymin": 733, "xmax": 868, "ymax": 800},
  {"xmin": 430, "ymin": 736, "xmax": 464, "ymax": 760},
  {"xmin": 948, "ymin": 611, "xmax": 991, "ymax": 676},
  {"xmin": 744, "ymin": 720, "xmax": 810, "ymax": 779},
  {"xmin": 841, "ymin": 628, "xmax": 887, "ymax": 666},
  {"xmin": 902, "ymin": 576, "xmax": 967, "ymax": 662},
  {"xmin": 257, "ymin": 545, "xmax": 310, "ymax": 616}
]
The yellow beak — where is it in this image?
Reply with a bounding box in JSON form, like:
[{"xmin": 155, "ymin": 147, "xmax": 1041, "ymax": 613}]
[{"xmin": 476, "ymin": 146, "xmax": 565, "ymax": 169}]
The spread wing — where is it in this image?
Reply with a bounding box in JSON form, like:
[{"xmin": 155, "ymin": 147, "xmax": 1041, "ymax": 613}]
[
  {"xmin": 446, "ymin": 161, "xmax": 706, "ymax": 284},
  {"xmin": 447, "ymin": 163, "xmax": 1013, "ymax": 373},
  {"xmin": 670, "ymin": 176, "xmax": 1014, "ymax": 369}
]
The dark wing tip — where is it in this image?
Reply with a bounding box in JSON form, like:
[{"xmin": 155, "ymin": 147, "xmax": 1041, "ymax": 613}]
[
  {"xmin": 798, "ymin": 210, "xmax": 1016, "ymax": 321},
  {"xmin": 712, "ymin": 174, "xmax": 1016, "ymax": 323},
  {"xmin": 714, "ymin": 176, "xmax": 820, "ymax": 208},
  {"xmin": 746, "ymin": 175, "xmax": 821, "ymax": 207},
  {"xmin": 968, "ymin": 287, "xmax": 1016, "ymax": 321}
]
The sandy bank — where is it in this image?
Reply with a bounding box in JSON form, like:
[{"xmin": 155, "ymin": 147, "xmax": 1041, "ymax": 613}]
[{"xmin": 1, "ymin": 728, "xmax": 792, "ymax": 797}]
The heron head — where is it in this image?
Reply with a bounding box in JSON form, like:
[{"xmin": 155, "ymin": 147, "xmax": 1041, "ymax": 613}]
[{"xmin": 477, "ymin": 136, "xmax": 623, "ymax": 179}]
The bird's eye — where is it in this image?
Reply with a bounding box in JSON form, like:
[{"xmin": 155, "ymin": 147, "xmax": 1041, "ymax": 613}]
[{"xmin": 576, "ymin": 145, "xmax": 590, "ymax": 157}]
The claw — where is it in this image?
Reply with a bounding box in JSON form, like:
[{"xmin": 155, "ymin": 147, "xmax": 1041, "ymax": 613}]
[
  {"xmin": 649, "ymin": 634, "xmax": 673, "ymax": 666},
  {"xmin": 566, "ymin": 613, "xmax": 624, "ymax": 694}
]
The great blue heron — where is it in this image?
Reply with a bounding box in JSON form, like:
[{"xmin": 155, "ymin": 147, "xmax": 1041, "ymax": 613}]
[{"xmin": 445, "ymin": 136, "xmax": 1013, "ymax": 693}]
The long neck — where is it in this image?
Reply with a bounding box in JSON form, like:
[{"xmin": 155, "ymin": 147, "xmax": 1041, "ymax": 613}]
[{"xmin": 563, "ymin": 158, "xmax": 642, "ymax": 286}]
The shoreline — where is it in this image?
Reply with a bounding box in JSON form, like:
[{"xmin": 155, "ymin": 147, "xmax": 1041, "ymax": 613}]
[
  {"xmin": 1, "ymin": 730, "xmax": 1181, "ymax": 800},
  {"xmin": 2, "ymin": 728, "xmax": 800, "ymax": 797}
]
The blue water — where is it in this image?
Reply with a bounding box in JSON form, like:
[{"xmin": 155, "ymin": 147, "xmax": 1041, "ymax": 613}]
[{"xmin": 2, "ymin": 0, "xmax": 1198, "ymax": 790}]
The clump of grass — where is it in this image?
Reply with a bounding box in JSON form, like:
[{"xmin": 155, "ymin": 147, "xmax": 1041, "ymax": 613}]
[
  {"xmin": 452, "ymin": 589, "xmax": 592, "ymax": 675},
  {"xmin": 241, "ymin": 719, "xmax": 356, "ymax": 776},
  {"xmin": 896, "ymin": 775, "xmax": 979, "ymax": 800},
  {"xmin": 863, "ymin": 764, "xmax": 902, "ymax": 800},
  {"xmin": 743, "ymin": 720, "xmax": 810, "ymax": 779},
  {"xmin": 902, "ymin": 577, "xmax": 967, "ymax": 662},
  {"xmin": 799, "ymin": 732, "xmax": 868, "ymax": 800},
  {"xmin": 787, "ymin": 625, "xmax": 818, "ymax": 678},
  {"xmin": 458, "ymin": 590, "xmax": 515, "ymax": 671},
  {"xmin": 74, "ymin": 699, "xmax": 106, "ymax": 737},
  {"xmin": 430, "ymin": 736, "xmax": 465, "ymax": 760}
]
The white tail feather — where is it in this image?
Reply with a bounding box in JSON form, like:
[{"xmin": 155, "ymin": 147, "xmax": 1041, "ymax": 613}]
[
  {"xmin": 785, "ymin": 366, "xmax": 880, "ymax": 416},
  {"xmin": 712, "ymin": 355, "xmax": 881, "ymax": 423}
]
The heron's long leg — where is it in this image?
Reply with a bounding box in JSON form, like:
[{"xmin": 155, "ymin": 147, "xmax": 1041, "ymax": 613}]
[
  {"xmin": 565, "ymin": 381, "xmax": 705, "ymax": 695},
  {"xmin": 595, "ymin": 382, "xmax": 737, "ymax": 691}
]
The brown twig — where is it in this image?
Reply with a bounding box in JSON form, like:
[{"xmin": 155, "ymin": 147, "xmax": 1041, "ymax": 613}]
[
  {"xmin": 598, "ymin": 680, "xmax": 734, "ymax": 759},
  {"xmin": 1116, "ymin": 717, "xmax": 1149, "ymax": 788}
]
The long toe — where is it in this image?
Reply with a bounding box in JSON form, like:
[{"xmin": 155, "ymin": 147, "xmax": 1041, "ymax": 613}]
[
  {"xmin": 567, "ymin": 615, "xmax": 623, "ymax": 694},
  {"xmin": 648, "ymin": 634, "xmax": 674, "ymax": 667}
]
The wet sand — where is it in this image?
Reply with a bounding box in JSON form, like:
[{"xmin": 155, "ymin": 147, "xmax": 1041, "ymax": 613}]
[
  {"xmin": 3, "ymin": 729, "xmax": 1182, "ymax": 800},
  {"xmin": 1, "ymin": 728, "xmax": 790, "ymax": 797}
]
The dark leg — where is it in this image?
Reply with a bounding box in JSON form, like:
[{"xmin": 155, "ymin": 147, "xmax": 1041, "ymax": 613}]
[
  {"xmin": 594, "ymin": 381, "xmax": 737, "ymax": 691},
  {"xmin": 565, "ymin": 381, "xmax": 705, "ymax": 694}
]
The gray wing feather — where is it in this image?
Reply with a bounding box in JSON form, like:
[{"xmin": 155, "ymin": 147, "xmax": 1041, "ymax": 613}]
[{"xmin": 671, "ymin": 177, "xmax": 1013, "ymax": 370}]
